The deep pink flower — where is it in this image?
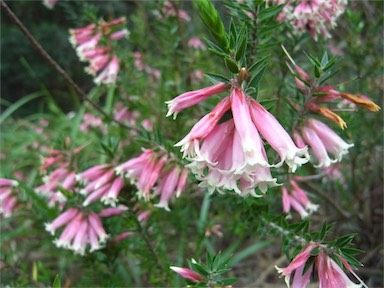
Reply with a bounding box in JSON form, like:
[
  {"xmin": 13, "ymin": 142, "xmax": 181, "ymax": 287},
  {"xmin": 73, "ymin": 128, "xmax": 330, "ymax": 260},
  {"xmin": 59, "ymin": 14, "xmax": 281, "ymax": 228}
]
[
  {"xmin": 166, "ymin": 82, "xmax": 229, "ymax": 119},
  {"xmin": 47, "ymin": 209, "xmax": 109, "ymax": 255},
  {"xmin": 170, "ymin": 266, "xmax": 205, "ymax": 282},
  {"xmin": 79, "ymin": 165, "xmax": 125, "ymax": 207}
]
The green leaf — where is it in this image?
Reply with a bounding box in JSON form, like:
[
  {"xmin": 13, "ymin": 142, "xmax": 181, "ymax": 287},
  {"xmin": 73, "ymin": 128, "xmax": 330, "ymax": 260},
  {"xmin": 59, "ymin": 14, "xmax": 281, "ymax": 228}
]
[
  {"xmin": 206, "ymin": 39, "xmax": 227, "ymax": 57},
  {"xmin": 248, "ymin": 54, "xmax": 270, "ymax": 74},
  {"xmin": 321, "ymin": 51, "xmax": 329, "ymax": 67},
  {"xmin": 235, "ymin": 30, "xmax": 247, "ymax": 61},
  {"xmin": 303, "ymin": 256, "xmax": 315, "ymax": 274},
  {"xmin": 0, "ymin": 92, "xmax": 44, "ymax": 125},
  {"xmin": 258, "ymin": 4, "xmax": 285, "ymax": 21},
  {"xmin": 247, "ymin": 65, "xmax": 267, "ymax": 89},
  {"xmin": 309, "ymin": 246, "xmax": 320, "ymax": 256},
  {"xmin": 225, "ymin": 57, "xmax": 240, "ymax": 73},
  {"xmin": 340, "ymin": 248, "xmax": 364, "ymax": 255},
  {"xmin": 220, "ymin": 278, "xmax": 239, "ymax": 286},
  {"xmin": 204, "ymin": 73, "xmax": 231, "ymax": 85},
  {"xmin": 52, "ymin": 274, "xmax": 61, "ymax": 288},
  {"xmin": 231, "ymin": 240, "xmax": 272, "ymax": 265}
]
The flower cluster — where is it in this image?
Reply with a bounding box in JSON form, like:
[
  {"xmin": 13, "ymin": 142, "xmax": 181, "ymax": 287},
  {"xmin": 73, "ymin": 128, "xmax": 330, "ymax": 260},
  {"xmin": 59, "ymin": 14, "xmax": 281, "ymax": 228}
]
[
  {"xmin": 45, "ymin": 207, "xmax": 114, "ymax": 255},
  {"xmin": 168, "ymin": 82, "xmax": 310, "ymax": 196},
  {"xmin": 0, "ymin": 178, "xmax": 19, "ymax": 218},
  {"xmin": 281, "ymin": 178, "xmax": 318, "ymax": 219},
  {"xmin": 115, "ymin": 149, "xmax": 189, "ymax": 211},
  {"xmin": 273, "ymin": 0, "xmax": 348, "ymax": 40},
  {"xmin": 294, "ymin": 118, "xmax": 354, "ymax": 168},
  {"xmin": 160, "ymin": 1, "xmax": 191, "ymax": 22},
  {"xmin": 69, "ymin": 17, "xmax": 129, "ymax": 85},
  {"xmin": 276, "ymin": 243, "xmax": 367, "ymax": 288}
]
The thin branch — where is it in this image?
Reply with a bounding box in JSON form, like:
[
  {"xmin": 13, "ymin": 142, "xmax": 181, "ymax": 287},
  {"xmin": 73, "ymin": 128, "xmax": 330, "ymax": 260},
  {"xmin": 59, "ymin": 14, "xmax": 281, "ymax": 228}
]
[{"xmin": 0, "ymin": 1, "xmax": 139, "ymax": 132}]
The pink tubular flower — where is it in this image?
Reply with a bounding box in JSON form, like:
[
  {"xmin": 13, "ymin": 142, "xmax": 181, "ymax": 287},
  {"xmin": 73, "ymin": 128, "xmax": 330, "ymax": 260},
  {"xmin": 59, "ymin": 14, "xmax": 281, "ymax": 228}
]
[
  {"xmin": 276, "ymin": 243, "xmax": 319, "ymax": 287},
  {"xmin": 308, "ymin": 118, "xmax": 354, "ymax": 161},
  {"xmin": 161, "ymin": 1, "xmax": 191, "ymax": 22},
  {"xmin": 170, "ymin": 266, "xmax": 205, "ymax": 282},
  {"xmin": 281, "ymin": 179, "xmax": 318, "ymax": 219},
  {"xmin": 166, "ymin": 82, "xmax": 229, "ymax": 119},
  {"xmin": 248, "ymin": 98, "xmax": 309, "ymax": 172},
  {"xmin": 47, "ymin": 208, "xmax": 109, "ymax": 255},
  {"xmin": 154, "ymin": 166, "xmax": 180, "ymax": 211},
  {"xmin": 316, "ymin": 252, "xmax": 366, "ymax": 288},
  {"xmin": 298, "ymin": 118, "xmax": 354, "ymax": 167},
  {"xmin": 277, "ymin": 244, "xmax": 367, "ymax": 288},
  {"xmin": 301, "ymin": 125, "xmax": 338, "ymax": 168},
  {"xmin": 78, "ymin": 165, "xmax": 124, "ymax": 207},
  {"xmin": 175, "ymin": 96, "xmax": 231, "ymax": 158},
  {"xmin": 0, "ymin": 178, "xmax": 19, "ymax": 218}
]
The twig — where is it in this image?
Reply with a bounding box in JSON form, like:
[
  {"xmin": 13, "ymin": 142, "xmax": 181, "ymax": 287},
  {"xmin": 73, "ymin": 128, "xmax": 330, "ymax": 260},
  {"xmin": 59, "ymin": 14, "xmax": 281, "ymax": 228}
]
[{"xmin": 0, "ymin": 1, "xmax": 139, "ymax": 133}]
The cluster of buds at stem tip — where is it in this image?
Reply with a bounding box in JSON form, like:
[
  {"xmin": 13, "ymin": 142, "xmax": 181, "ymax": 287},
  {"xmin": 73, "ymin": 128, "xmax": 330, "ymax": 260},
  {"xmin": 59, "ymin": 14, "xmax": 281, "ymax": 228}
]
[
  {"xmin": 69, "ymin": 17, "xmax": 129, "ymax": 85},
  {"xmin": 167, "ymin": 78, "xmax": 310, "ymax": 196},
  {"xmin": 283, "ymin": 46, "xmax": 381, "ymax": 129},
  {"xmin": 276, "ymin": 242, "xmax": 367, "ymax": 288}
]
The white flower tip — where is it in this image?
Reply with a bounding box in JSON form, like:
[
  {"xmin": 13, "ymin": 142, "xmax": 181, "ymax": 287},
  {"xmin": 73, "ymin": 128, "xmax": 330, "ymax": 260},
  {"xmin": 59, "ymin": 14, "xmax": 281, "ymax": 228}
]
[
  {"xmin": 44, "ymin": 223, "xmax": 55, "ymax": 235},
  {"xmin": 154, "ymin": 202, "xmax": 171, "ymax": 212}
]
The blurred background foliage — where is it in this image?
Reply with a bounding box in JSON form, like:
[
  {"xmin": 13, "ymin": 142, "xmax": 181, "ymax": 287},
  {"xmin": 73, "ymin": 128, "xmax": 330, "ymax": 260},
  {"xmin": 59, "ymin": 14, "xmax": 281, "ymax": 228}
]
[{"xmin": 1, "ymin": 0, "xmax": 383, "ymax": 287}]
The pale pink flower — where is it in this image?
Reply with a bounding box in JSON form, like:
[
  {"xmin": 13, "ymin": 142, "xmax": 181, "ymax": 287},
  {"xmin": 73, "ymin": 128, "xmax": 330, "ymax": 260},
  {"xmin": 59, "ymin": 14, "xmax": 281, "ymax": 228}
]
[
  {"xmin": 190, "ymin": 70, "xmax": 205, "ymax": 85},
  {"xmin": 281, "ymin": 179, "xmax": 318, "ymax": 219},
  {"xmin": 308, "ymin": 118, "xmax": 354, "ymax": 161},
  {"xmin": 175, "ymin": 168, "xmax": 189, "ymax": 197},
  {"xmin": 0, "ymin": 178, "xmax": 19, "ymax": 218},
  {"xmin": 301, "ymin": 124, "xmax": 338, "ymax": 168},
  {"xmin": 248, "ymin": 98, "xmax": 309, "ymax": 172},
  {"xmin": 80, "ymin": 113, "xmax": 106, "ymax": 133},
  {"xmin": 170, "ymin": 266, "xmax": 205, "ymax": 282},
  {"xmin": 188, "ymin": 37, "xmax": 206, "ymax": 50},
  {"xmin": 166, "ymin": 82, "xmax": 229, "ymax": 119},
  {"xmin": 110, "ymin": 29, "xmax": 130, "ymax": 40}
]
